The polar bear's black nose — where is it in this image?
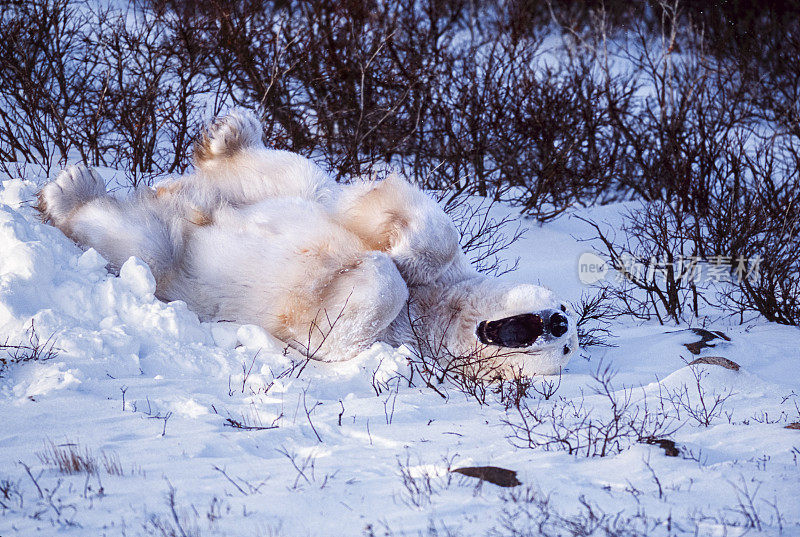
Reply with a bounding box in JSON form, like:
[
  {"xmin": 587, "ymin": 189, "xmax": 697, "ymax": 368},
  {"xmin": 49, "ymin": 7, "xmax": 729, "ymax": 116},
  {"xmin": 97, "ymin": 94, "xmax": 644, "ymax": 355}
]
[{"xmin": 548, "ymin": 312, "xmax": 569, "ymax": 338}]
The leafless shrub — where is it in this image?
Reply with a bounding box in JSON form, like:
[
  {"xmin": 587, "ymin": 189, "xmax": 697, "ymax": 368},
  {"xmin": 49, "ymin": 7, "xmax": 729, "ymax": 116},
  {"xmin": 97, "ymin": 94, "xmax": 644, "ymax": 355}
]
[
  {"xmin": 577, "ymin": 204, "xmax": 704, "ymax": 325},
  {"xmin": 141, "ymin": 482, "xmax": 245, "ymax": 536},
  {"xmin": 0, "ymin": 0, "xmax": 216, "ymax": 186},
  {"xmin": 290, "ymin": 297, "xmax": 351, "ymax": 375},
  {"xmin": 493, "ymin": 373, "xmax": 536, "ymax": 410},
  {"xmin": 660, "ymin": 359, "xmax": 735, "ymax": 427},
  {"xmin": 0, "ymin": 320, "xmax": 58, "ymax": 378},
  {"xmin": 0, "ymin": 0, "xmax": 98, "ymax": 178},
  {"xmin": 575, "ymin": 3, "xmax": 800, "ymax": 327},
  {"xmin": 494, "ymin": 475, "xmax": 793, "ymax": 537},
  {"xmin": 212, "ymin": 465, "xmax": 268, "ymax": 496},
  {"xmin": 782, "ymin": 391, "xmax": 800, "ymax": 423},
  {"xmin": 399, "ymin": 304, "xmax": 534, "ymax": 406},
  {"xmin": 721, "ymin": 475, "xmax": 787, "ymax": 533},
  {"xmin": 1, "ymin": 0, "xmax": 796, "ymax": 197},
  {"xmin": 505, "ymin": 363, "xmax": 677, "ymax": 457},
  {"xmin": 228, "ymin": 350, "xmax": 260, "ymax": 396},
  {"xmin": 582, "ymin": 133, "xmax": 800, "ymax": 326},
  {"xmin": 529, "ymin": 369, "xmax": 563, "ymax": 401},
  {"xmin": 439, "ymin": 192, "xmax": 525, "ymax": 277},
  {"xmin": 395, "ymin": 453, "xmax": 456, "ymax": 509},
  {"xmin": 129, "ymin": 395, "xmax": 173, "ymax": 436},
  {"xmin": 227, "ymin": 348, "xmax": 304, "ymax": 398},
  {"xmin": 494, "ymin": 486, "xmax": 659, "ymax": 537},
  {"xmin": 493, "ymin": 44, "xmax": 638, "ymax": 218},
  {"xmin": 365, "ymin": 519, "xmax": 463, "ymax": 537},
  {"xmin": 18, "ymin": 461, "xmax": 81, "ymax": 527},
  {"xmin": 5, "ymin": 463, "xmax": 236, "ymax": 535},
  {"xmin": 0, "ymin": 477, "xmax": 23, "ymax": 512},
  {"xmin": 144, "ymin": 483, "xmax": 204, "ymax": 537},
  {"xmin": 377, "ymin": 480, "xmax": 786, "ymax": 537},
  {"xmin": 714, "ymin": 144, "xmax": 800, "ymax": 325},
  {"xmin": 490, "ymin": 368, "xmax": 564, "ymax": 411},
  {"xmin": 276, "ymin": 445, "xmax": 330, "ymax": 491},
  {"xmin": 211, "ymin": 404, "xmax": 280, "ymax": 432},
  {"xmin": 571, "ymin": 289, "xmax": 616, "ymax": 348},
  {"xmin": 401, "ymin": 307, "xmax": 488, "ymax": 401},
  {"xmin": 396, "ymin": 454, "xmax": 437, "ymax": 509},
  {"xmin": 300, "ymin": 387, "xmax": 323, "ymax": 443}
]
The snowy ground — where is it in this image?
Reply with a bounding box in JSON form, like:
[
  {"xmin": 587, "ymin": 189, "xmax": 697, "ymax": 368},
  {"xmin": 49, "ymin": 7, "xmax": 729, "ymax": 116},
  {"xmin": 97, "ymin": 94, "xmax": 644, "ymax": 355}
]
[{"xmin": 1, "ymin": 172, "xmax": 799, "ymax": 536}]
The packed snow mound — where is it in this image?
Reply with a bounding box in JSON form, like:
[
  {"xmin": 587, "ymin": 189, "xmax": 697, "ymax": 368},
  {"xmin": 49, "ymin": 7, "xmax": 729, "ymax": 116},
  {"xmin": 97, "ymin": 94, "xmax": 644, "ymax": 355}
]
[
  {"xmin": 2, "ymin": 179, "xmax": 223, "ymax": 391},
  {"xmin": 0, "ymin": 176, "xmax": 799, "ymax": 536}
]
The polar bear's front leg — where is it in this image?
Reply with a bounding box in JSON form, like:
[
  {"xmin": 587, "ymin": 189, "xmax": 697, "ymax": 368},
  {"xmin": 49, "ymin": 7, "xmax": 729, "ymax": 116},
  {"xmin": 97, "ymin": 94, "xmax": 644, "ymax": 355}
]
[{"xmin": 336, "ymin": 174, "xmax": 460, "ymax": 286}]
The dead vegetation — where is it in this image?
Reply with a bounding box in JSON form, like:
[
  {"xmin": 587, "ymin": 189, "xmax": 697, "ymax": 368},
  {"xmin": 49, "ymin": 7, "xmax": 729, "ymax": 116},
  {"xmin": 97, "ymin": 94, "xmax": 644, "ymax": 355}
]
[
  {"xmin": 504, "ymin": 363, "xmax": 679, "ymax": 457},
  {"xmin": 380, "ymin": 449, "xmax": 794, "ymax": 536},
  {"xmin": 395, "ymin": 303, "xmax": 563, "ymax": 409},
  {"xmin": 660, "ymin": 359, "xmax": 736, "ymax": 427},
  {"xmin": 493, "ymin": 477, "xmax": 790, "ymax": 537},
  {"xmin": 502, "ymin": 357, "xmax": 745, "ymax": 459},
  {"xmin": 396, "ymin": 452, "xmax": 458, "ymax": 509},
  {"xmin": 36, "ymin": 441, "xmax": 130, "ymax": 477},
  {"xmin": 0, "ymin": 320, "xmax": 58, "ymax": 379},
  {"xmin": 438, "ymin": 192, "xmax": 525, "ymax": 277}
]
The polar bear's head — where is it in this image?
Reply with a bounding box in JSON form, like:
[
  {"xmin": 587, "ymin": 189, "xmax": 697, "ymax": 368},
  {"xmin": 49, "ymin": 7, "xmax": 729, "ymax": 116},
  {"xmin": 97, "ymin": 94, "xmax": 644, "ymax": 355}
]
[
  {"xmin": 412, "ymin": 278, "xmax": 579, "ymax": 378},
  {"xmin": 472, "ymin": 283, "xmax": 579, "ymax": 376}
]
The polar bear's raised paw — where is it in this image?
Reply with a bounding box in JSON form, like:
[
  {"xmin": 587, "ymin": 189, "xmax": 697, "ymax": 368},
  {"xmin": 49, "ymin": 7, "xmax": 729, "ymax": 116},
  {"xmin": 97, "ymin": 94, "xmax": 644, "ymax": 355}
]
[
  {"xmin": 194, "ymin": 109, "xmax": 264, "ymax": 168},
  {"xmin": 37, "ymin": 164, "xmax": 106, "ymax": 226}
]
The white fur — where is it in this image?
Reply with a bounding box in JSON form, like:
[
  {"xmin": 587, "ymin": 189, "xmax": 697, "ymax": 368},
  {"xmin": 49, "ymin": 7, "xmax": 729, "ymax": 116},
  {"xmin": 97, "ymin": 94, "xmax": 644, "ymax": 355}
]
[{"xmin": 38, "ymin": 110, "xmax": 578, "ymax": 375}]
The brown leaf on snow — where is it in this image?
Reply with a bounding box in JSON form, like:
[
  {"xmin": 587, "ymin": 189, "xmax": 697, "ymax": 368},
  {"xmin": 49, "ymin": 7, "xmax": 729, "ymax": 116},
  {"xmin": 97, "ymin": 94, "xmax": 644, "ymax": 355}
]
[
  {"xmin": 688, "ymin": 356, "xmax": 740, "ymax": 371},
  {"xmin": 451, "ymin": 466, "xmax": 521, "ymax": 487},
  {"xmin": 683, "ymin": 328, "xmax": 731, "ymax": 355},
  {"xmin": 643, "ymin": 437, "xmax": 680, "ymax": 457}
]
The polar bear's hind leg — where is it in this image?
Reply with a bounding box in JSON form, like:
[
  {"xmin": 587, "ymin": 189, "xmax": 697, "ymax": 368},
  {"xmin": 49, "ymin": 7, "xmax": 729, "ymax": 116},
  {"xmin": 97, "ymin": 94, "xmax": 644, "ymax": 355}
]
[
  {"xmin": 38, "ymin": 165, "xmax": 180, "ymax": 286},
  {"xmin": 38, "ymin": 164, "xmax": 107, "ymax": 228},
  {"xmin": 193, "ymin": 109, "xmax": 264, "ymax": 168},
  {"xmin": 274, "ymin": 249, "xmax": 409, "ymax": 362}
]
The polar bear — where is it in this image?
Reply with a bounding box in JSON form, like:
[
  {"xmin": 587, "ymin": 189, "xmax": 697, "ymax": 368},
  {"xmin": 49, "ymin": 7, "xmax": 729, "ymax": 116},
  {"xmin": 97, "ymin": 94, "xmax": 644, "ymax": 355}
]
[{"xmin": 37, "ymin": 110, "xmax": 578, "ymax": 377}]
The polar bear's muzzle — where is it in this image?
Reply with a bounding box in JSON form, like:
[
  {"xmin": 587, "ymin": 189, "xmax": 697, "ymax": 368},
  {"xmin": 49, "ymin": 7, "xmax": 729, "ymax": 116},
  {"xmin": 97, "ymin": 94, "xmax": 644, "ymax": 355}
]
[{"xmin": 476, "ymin": 310, "xmax": 570, "ymax": 348}]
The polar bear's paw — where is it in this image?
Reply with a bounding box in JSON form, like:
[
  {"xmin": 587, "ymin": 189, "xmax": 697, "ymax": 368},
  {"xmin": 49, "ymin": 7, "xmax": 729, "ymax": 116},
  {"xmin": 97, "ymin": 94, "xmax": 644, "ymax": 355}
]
[
  {"xmin": 194, "ymin": 109, "xmax": 264, "ymax": 167},
  {"xmin": 37, "ymin": 164, "xmax": 106, "ymax": 225}
]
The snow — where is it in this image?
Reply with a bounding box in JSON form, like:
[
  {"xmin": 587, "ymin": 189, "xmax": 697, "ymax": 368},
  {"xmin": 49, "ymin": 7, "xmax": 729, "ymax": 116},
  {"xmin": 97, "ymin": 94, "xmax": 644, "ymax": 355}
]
[{"xmin": 0, "ymin": 174, "xmax": 799, "ymax": 536}]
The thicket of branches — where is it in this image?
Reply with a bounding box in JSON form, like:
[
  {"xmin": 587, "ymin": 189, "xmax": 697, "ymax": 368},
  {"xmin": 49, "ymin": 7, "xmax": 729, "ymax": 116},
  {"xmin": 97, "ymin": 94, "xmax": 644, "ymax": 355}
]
[{"xmin": 1, "ymin": 0, "xmax": 798, "ymax": 323}]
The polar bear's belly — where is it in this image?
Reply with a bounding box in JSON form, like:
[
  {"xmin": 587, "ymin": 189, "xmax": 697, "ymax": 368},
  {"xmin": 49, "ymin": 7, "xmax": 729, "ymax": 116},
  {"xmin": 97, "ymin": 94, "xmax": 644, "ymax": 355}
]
[{"xmin": 163, "ymin": 199, "xmax": 409, "ymax": 358}]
